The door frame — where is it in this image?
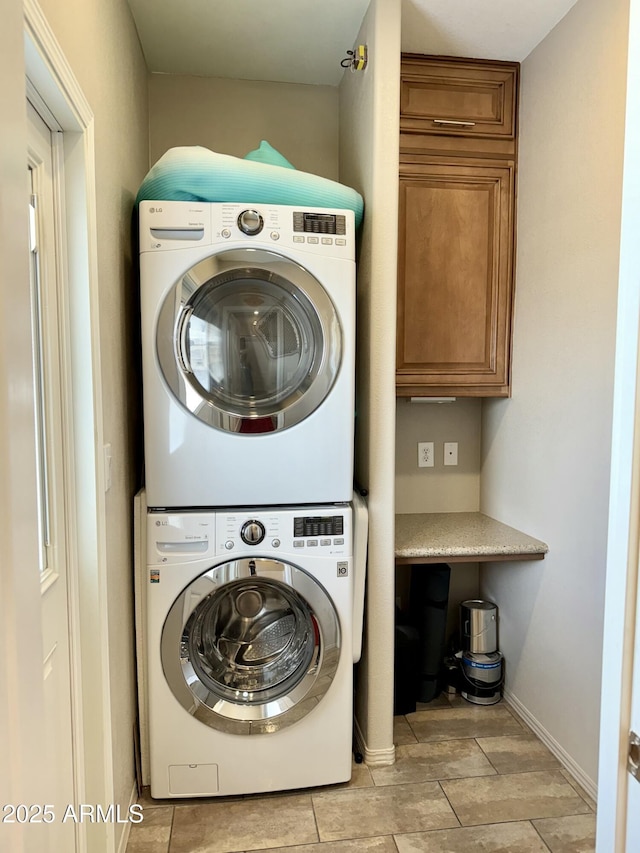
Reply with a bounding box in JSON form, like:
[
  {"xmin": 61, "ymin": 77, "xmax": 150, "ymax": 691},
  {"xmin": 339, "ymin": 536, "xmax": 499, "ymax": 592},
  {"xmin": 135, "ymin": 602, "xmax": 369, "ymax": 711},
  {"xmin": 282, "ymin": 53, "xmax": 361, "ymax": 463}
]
[
  {"xmin": 597, "ymin": 0, "xmax": 640, "ymax": 848},
  {"xmin": 23, "ymin": 1, "xmax": 115, "ymax": 850}
]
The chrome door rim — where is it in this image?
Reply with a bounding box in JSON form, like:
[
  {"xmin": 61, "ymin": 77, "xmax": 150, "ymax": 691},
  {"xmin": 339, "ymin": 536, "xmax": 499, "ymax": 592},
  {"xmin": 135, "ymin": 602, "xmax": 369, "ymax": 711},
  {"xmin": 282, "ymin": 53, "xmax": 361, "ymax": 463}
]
[
  {"xmin": 156, "ymin": 248, "xmax": 342, "ymax": 433},
  {"xmin": 160, "ymin": 557, "xmax": 341, "ymax": 734}
]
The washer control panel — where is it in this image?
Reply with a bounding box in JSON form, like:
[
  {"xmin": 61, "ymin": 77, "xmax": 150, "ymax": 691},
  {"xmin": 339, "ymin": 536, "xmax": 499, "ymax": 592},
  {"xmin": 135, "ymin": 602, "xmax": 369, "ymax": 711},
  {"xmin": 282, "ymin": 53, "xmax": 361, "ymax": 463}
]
[
  {"xmin": 216, "ymin": 509, "xmax": 349, "ymax": 556},
  {"xmin": 241, "ymin": 519, "xmax": 266, "ymax": 545},
  {"xmin": 147, "ymin": 508, "xmax": 352, "ymax": 562}
]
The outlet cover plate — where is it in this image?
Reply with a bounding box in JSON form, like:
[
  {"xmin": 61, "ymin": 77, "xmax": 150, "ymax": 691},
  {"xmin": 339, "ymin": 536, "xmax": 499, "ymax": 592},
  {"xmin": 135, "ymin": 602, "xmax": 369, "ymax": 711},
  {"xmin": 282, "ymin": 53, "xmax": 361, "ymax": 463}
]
[
  {"xmin": 418, "ymin": 441, "xmax": 435, "ymax": 468},
  {"xmin": 444, "ymin": 442, "xmax": 458, "ymax": 466}
]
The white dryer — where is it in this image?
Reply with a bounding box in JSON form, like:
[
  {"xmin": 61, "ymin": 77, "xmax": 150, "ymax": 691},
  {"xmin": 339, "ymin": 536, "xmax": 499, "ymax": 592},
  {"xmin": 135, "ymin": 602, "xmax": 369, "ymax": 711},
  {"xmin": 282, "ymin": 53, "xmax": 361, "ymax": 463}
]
[
  {"xmin": 139, "ymin": 201, "xmax": 356, "ymax": 509},
  {"xmin": 146, "ymin": 502, "xmax": 361, "ymax": 798}
]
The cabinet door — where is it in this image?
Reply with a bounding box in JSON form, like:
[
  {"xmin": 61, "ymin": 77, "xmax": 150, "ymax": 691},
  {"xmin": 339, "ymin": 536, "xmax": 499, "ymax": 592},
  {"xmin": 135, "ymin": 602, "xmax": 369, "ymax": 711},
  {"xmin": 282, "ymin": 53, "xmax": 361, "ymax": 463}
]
[
  {"xmin": 397, "ymin": 158, "xmax": 515, "ymax": 396},
  {"xmin": 400, "ymin": 56, "xmax": 518, "ymax": 147}
]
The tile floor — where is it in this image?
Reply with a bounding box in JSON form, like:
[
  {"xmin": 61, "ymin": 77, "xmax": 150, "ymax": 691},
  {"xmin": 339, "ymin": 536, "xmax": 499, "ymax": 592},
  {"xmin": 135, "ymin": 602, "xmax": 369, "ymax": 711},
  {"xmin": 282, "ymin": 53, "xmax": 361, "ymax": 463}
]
[{"xmin": 127, "ymin": 694, "xmax": 596, "ymax": 853}]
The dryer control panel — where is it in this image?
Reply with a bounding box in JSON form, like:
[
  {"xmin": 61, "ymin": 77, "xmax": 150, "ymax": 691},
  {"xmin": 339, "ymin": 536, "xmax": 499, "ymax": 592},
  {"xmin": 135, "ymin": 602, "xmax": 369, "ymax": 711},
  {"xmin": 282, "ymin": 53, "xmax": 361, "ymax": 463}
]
[{"xmin": 139, "ymin": 201, "xmax": 356, "ymax": 261}]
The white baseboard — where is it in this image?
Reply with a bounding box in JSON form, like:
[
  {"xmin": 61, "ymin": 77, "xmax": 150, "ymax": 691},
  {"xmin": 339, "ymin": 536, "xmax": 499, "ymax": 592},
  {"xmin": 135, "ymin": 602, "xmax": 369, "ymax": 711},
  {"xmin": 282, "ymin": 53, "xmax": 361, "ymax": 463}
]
[
  {"xmin": 116, "ymin": 780, "xmax": 139, "ymax": 853},
  {"xmin": 503, "ymin": 688, "xmax": 597, "ymax": 804},
  {"xmin": 354, "ymin": 716, "xmax": 396, "ymax": 767}
]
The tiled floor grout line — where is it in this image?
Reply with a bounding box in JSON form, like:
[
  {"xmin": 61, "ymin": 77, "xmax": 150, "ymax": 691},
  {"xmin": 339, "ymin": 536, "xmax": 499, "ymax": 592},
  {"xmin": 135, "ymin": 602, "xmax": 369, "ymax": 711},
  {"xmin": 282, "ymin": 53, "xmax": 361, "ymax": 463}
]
[
  {"xmin": 558, "ymin": 770, "xmax": 597, "ymax": 812},
  {"xmin": 167, "ymin": 804, "xmax": 175, "ymax": 853},
  {"xmin": 528, "ymin": 818, "xmax": 554, "ymax": 852},
  {"xmin": 308, "ymin": 792, "xmax": 322, "ymax": 846},
  {"xmin": 472, "ymin": 736, "xmax": 501, "ymax": 775},
  {"xmin": 435, "ymin": 780, "xmax": 463, "ymax": 828}
]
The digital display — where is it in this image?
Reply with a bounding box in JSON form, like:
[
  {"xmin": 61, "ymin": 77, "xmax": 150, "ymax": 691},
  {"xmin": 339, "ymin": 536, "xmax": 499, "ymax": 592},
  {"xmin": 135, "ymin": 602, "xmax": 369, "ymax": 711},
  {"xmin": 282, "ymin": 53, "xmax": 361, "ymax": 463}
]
[
  {"xmin": 293, "ymin": 212, "xmax": 346, "ymax": 235},
  {"xmin": 294, "ymin": 515, "xmax": 344, "ymax": 537}
]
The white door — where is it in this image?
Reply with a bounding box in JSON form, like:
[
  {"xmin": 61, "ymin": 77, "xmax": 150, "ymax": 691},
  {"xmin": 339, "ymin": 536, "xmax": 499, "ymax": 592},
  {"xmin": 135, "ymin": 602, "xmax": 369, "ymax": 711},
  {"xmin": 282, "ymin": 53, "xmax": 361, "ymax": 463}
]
[{"xmin": 27, "ymin": 100, "xmax": 78, "ymax": 852}]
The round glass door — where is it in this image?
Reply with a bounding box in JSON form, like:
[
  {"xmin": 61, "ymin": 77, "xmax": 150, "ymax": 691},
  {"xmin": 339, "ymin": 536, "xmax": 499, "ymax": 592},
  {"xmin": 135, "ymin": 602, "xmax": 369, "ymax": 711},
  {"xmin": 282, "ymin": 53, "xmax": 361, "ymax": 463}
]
[
  {"xmin": 156, "ymin": 249, "xmax": 342, "ymax": 433},
  {"xmin": 160, "ymin": 558, "xmax": 341, "ymax": 734}
]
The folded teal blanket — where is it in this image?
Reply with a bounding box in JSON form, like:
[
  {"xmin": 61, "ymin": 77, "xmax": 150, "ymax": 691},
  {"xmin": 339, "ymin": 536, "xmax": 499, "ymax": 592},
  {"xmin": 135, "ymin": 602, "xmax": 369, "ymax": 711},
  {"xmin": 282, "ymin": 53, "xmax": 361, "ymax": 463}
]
[{"xmin": 136, "ymin": 143, "xmax": 364, "ymax": 227}]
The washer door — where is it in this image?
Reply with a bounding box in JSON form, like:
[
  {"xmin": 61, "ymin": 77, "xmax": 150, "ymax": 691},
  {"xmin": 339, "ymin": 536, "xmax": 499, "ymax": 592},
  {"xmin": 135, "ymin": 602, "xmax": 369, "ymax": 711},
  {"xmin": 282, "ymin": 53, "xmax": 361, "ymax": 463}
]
[
  {"xmin": 157, "ymin": 249, "xmax": 342, "ymax": 433},
  {"xmin": 161, "ymin": 558, "xmax": 341, "ymax": 734}
]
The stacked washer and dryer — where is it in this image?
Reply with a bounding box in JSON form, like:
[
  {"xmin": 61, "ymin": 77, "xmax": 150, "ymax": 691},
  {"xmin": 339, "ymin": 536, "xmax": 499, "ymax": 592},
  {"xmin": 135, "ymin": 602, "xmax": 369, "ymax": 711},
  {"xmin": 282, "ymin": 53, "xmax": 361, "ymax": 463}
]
[{"xmin": 138, "ymin": 200, "xmax": 365, "ymax": 798}]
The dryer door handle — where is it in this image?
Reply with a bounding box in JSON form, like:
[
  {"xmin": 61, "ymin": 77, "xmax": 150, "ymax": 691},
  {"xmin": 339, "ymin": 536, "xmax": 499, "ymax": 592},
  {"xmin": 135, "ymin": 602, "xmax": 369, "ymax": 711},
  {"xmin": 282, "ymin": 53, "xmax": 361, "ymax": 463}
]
[{"xmin": 176, "ymin": 306, "xmax": 194, "ymax": 374}]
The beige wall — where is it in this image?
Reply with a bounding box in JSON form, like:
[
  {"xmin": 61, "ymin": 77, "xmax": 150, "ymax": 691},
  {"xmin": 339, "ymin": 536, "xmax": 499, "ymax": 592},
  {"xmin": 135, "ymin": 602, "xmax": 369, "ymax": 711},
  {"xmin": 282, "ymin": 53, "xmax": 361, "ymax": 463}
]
[
  {"xmin": 340, "ymin": 0, "xmax": 401, "ymax": 762},
  {"xmin": 395, "ymin": 399, "xmax": 481, "ymax": 513},
  {"xmin": 36, "ymin": 0, "xmax": 149, "ymax": 835},
  {"xmin": 480, "ymin": 0, "xmax": 629, "ymax": 789},
  {"xmin": 149, "ymin": 74, "xmax": 339, "ymax": 179}
]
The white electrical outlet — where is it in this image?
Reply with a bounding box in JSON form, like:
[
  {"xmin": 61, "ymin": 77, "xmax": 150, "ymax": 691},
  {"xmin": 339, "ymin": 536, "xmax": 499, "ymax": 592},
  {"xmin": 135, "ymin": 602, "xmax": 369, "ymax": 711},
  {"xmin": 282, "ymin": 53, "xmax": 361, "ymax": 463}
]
[
  {"xmin": 444, "ymin": 442, "xmax": 458, "ymax": 466},
  {"xmin": 418, "ymin": 441, "xmax": 435, "ymax": 468}
]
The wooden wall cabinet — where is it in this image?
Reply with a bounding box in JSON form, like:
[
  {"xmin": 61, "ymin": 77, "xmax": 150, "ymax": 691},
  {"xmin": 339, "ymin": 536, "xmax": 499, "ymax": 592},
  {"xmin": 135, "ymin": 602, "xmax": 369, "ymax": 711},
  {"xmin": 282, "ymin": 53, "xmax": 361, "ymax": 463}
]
[{"xmin": 397, "ymin": 55, "xmax": 519, "ymax": 398}]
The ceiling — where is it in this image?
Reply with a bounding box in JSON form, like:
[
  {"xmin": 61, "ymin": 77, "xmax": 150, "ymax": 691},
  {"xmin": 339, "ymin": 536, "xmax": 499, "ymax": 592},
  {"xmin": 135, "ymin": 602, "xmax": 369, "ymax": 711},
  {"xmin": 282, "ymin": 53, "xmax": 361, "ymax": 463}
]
[
  {"xmin": 402, "ymin": 0, "xmax": 580, "ymax": 62},
  {"xmin": 127, "ymin": 0, "xmax": 580, "ymax": 87}
]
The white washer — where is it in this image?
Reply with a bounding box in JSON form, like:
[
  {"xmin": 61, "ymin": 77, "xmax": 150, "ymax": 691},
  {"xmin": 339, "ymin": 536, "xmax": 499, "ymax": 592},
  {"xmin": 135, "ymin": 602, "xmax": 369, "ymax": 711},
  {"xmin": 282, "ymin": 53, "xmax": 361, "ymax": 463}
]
[
  {"xmin": 139, "ymin": 201, "xmax": 356, "ymax": 509},
  {"xmin": 146, "ymin": 503, "xmax": 358, "ymax": 798}
]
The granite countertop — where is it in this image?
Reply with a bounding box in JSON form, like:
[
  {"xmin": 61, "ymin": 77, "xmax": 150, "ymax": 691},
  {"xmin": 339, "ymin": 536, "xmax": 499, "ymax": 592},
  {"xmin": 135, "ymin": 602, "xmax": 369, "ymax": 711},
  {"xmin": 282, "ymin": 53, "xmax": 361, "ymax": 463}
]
[{"xmin": 395, "ymin": 512, "xmax": 549, "ymax": 564}]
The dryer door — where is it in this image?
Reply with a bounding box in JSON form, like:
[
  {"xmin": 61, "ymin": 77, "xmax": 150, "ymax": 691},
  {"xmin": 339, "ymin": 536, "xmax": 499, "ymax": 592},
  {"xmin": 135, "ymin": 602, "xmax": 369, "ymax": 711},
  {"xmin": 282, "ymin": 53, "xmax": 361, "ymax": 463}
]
[
  {"xmin": 156, "ymin": 249, "xmax": 342, "ymax": 434},
  {"xmin": 160, "ymin": 557, "xmax": 341, "ymax": 734}
]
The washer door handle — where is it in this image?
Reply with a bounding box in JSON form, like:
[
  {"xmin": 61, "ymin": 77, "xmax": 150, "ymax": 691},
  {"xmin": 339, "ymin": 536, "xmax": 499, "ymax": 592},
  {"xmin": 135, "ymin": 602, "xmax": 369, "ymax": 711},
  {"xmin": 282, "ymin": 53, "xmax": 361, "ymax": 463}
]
[{"xmin": 176, "ymin": 306, "xmax": 194, "ymax": 374}]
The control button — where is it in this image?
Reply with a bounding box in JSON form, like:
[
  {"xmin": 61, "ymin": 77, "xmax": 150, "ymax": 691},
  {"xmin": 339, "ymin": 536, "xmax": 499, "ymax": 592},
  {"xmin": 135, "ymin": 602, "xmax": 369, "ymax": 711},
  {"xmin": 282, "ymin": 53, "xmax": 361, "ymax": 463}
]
[
  {"xmin": 335, "ymin": 238, "xmax": 347, "ymax": 246},
  {"xmin": 320, "ymin": 538, "xmax": 331, "ymax": 546},
  {"xmin": 293, "ymin": 541, "xmax": 304, "ymax": 548},
  {"xmin": 241, "ymin": 519, "xmax": 266, "ymax": 545},
  {"xmin": 271, "ymin": 538, "xmax": 281, "ymax": 548},
  {"xmin": 321, "ymin": 238, "xmax": 333, "ymax": 245},
  {"xmin": 237, "ymin": 209, "xmax": 264, "ymax": 236},
  {"xmin": 334, "ymin": 537, "xmax": 344, "ymax": 545},
  {"xmin": 270, "ymin": 231, "xmax": 280, "ymax": 241},
  {"xmin": 307, "ymin": 539, "xmax": 318, "ymax": 547},
  {"xmin": 225, "ymin": 540, "xmax": 235, "ymax": 550},
  {"xmin": 221, "ymin": 228, "xmax": 231, "ymax": 238},
  {"xmin": 293, "ymin": 235, "xmax": 305, "ymax": 243},
  {"xmin": 307, "ymin": 236, "xmax": 319, "ymax": 244}
]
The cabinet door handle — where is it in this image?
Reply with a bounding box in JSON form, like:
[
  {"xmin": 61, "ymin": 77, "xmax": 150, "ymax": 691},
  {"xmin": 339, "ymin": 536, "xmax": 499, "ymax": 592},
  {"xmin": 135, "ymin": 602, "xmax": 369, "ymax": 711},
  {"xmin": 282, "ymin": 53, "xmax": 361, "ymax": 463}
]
[{"xmin": 432, "ymin": 119, "xmax": 477, "ymax": 128}]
